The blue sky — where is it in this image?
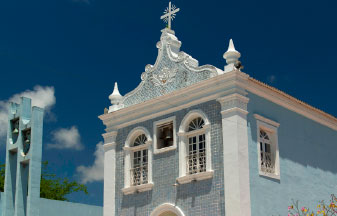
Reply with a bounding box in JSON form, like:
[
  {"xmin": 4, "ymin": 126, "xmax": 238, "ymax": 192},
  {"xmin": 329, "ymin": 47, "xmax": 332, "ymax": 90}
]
[{"xmin": 0, "ymin": 0, "xmax": 337, "ymax": 206}]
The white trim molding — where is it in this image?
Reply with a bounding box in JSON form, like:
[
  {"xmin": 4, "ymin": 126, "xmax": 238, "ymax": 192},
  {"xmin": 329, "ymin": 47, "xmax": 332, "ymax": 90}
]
[
  {"xmin": 218, "ymin": 93, "xmax": 251, "ymax": 216},
  {"xmin": 177, "ymin": 110, "xmax": 213, "ymax": 184},
  {"xmin": 151, "ymin": 203, "xmax": 185, "ymax": 216},
  {"xmin": 153, "ymin": 116, "xmax": 177, "ymax": 154},
  {"xmin": 99, "ymin": 71, "xmax": 250, "ymax": 130},
  {"xmin": 99, "ymin": 71, "xmax": 337, "ymax": 134},
  {"xmin": 176, "ymin": 170, "xmax": 214, "ymax": 184},
  {"xmin": 102, "ymin": 130, "xmax": 118, "ymax": 216},
  {"xmin": 121, "ymin": 183, "xmax": 154, "ymax": 195},
  {"xmin": 102, "ymin": 131, "xmax": 117, "ymax": 152},
  {"xmin": 246, "ymin": 77, "xmax": 337, "ymax": 131},
  {"xmin": 254, "ymin": 114, "xmax": 280, "ymax": 128},
  {"xmin": 123, "ymin": 127, "xmax": 153, "ymax": 195},
  {"xmin": 254, "ymin": 114, "xmax": 281, "ymax": 180}
]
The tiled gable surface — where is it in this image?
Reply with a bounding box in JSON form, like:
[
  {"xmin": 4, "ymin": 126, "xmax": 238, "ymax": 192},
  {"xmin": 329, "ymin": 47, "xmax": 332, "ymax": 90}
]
[{"xmin": 122, "ymin": 29, "xmax": 219, "ymax": 109}]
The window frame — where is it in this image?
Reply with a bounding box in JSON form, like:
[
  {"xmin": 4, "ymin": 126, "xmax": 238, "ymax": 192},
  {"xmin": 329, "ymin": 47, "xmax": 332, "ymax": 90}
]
[
  {"xmin": 186, "ymin": 132, "xmax": 206, "ymax": 175},
  {"xmin": 177, "ymin": 110, "xmax": 213, "ymax": 184},
  {"xmin": 122, "ymin": 127, "xmax": 153, "ymax": 195},
  {"xmin": 153, "ymin": 116, "xmax": 177, "ymax": 154},
  {"xmin": 254, "ymin": 114, "xmax": 280, "ymax": 180}
]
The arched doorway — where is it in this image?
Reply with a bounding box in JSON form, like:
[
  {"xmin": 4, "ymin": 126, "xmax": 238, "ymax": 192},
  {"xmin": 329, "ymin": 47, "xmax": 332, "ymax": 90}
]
[
  {"xmin": 159, "ymin": 212, "xmax": 177, "ymax": 216},
  {"xmin": 151, "ymin": 203, "xmax": 185, "ymax": 216}
]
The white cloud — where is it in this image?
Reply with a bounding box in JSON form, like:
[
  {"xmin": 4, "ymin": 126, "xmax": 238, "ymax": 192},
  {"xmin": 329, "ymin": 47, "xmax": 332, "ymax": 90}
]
[
  {"xmin": 0, "ymin": 86, "xmax": 56, "ymax": 142},
  {"xmin": 76, "ymin": 142, "xmax": 104, "ymax": 184},
  {"xmin": 47, "ymin": 126, "xmax": 84, "ymax": 150}
]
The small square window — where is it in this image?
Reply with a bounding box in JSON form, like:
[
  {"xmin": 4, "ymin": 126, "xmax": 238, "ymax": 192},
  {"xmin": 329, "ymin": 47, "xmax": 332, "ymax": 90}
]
[{"xmin": 153, "ymin": 116, "xmax": 176, "ymax": 154}]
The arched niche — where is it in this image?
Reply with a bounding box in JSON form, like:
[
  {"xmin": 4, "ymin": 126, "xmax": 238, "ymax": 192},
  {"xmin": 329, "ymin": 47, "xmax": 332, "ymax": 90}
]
[{"xmin": 151, "ymin": 203, "xmax": 185, "ymax": 216}]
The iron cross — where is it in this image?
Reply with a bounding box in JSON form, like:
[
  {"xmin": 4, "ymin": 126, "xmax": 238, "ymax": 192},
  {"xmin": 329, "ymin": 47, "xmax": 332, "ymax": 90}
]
[{"xmin": 160, "ymin": 2, "xmax": 180, "ymax": 29}]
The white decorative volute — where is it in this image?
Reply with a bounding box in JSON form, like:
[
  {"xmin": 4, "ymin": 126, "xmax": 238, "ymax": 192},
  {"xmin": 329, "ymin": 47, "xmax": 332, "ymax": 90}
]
[
  {"xmin": 108, "ymin": 82, "xmax": 124, "ymax": 113},
  {"xmin": 223, "ymin": 39, "xmax": 241, "ymax": 72},
  {"xmin": 159, "ymin": 28, "xmax": 182, "ymax": 54}
]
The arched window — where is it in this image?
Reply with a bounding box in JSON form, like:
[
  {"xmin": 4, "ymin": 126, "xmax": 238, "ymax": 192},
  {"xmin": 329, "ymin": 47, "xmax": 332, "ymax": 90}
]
[
  {"xmin": 254, "ymin": 114, "xmax": 280, "ymax": 179},
  {"xmin": 122, "ymin": 127, "xmax": 153, "ymax": 195},
  {"xmin": 131, "ymin": 134, "xmax": 149, "ymax": 186},
  {"xmin": 186, "ymin": 117, "xmax": 206, "ymax": 174},
  {"xmin": 259, "ymin": 129, "xmax": 274, "ymax": 173},
  {"xmin": 177, "ymin": 110, "xmax": 213, "ymax": 184}
]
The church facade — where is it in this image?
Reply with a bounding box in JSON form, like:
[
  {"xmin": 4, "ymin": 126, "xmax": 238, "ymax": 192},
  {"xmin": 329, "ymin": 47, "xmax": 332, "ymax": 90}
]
[{"xmin": 99, "ymin": 27, "xmax": 337, "ymax": 216}]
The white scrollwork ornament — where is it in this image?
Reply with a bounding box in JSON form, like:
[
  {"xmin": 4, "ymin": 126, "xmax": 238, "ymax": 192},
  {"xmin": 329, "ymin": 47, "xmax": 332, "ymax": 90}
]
[
  {"xmin": 141, "ymin": 72, "xmax": 147, "ymax": 81},
  {"xmin": 151, "ymin": 67, "xmax": 177, "ymax": 86}
]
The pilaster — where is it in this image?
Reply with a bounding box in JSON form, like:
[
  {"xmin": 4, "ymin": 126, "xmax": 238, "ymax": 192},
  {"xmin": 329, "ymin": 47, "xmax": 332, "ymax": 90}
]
[
  {"xmin": 3, "ymin": 97, "xmax": 44, "ymax": 216},
  {"xmin": 102, "ymin": 131, "xmax": 118, "ymax": 216},
  {"xmin": 217, "ymin": 93, "xmax": 251, "ymax": 216}
]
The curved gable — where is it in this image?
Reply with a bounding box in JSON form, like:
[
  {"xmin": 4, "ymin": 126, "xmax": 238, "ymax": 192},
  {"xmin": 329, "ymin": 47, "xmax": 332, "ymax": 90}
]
[{"xmin": 122, "ymin": 28, "xmax": 221, "ymax": 108}]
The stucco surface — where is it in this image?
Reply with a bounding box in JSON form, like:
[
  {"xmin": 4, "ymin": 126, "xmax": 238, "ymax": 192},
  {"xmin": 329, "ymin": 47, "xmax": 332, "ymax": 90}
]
[
  {"xmin": 0, "ymin": 192, "xmax": 2, "ymax": 215},
  {"xmin": 247, "ymin": 92, "xmax": 337, "ymax": 216},
  {"xmin": 39, "ymin": 198, "xmax": 102, "ymax": 216},
  {"xmin": 114, "ymin": 100, "xmax": 225, "ymax": 216}
]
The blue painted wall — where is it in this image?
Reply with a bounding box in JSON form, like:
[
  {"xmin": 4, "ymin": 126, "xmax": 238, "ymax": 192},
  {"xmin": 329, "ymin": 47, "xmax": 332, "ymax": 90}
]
[
  {"xmin": 0, "ymin": 192, "xmax": 2, "ymax": 216},
  {"xmin": 247, "ymin": 92, "xmax": 337, "ymax": 216},
  {"xmin": 114, "ymin": 100, "xmax": 225, "ymax": 216},
  {"xmin": 39, "ymin": 198, "xmax": 102, "ymax": 216}
]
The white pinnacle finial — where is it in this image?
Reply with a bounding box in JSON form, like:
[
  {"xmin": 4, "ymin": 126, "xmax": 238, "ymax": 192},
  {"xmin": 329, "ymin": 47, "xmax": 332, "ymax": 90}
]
[
  {"xmin": 108, "ymin": 82, "xmax": 124, "ymax": 113},
  {"xmin": 109, "ymin": 82, "xmax": 121, "ymax": 99},
  {"xmin": 223, "ymin": 39, "xmax": 241, "ymax": 65},
  {"xmin": 227, "ymin": 39, "xmax": 236, "ymax": 52}
]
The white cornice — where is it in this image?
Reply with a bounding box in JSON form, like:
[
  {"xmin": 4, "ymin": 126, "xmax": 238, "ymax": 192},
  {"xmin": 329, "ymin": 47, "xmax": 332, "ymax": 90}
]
[
  {"xmin": 221, "ymin": 108, "xmax": 249, "ymax": 117},
  {"xmin": 103, "ymin": 142, "xmax": 116, "ymax": 152},
  {"xmin": 217, "ymin": 93, "xmax": 249, "ymax": 104},
  {"xmin": 246, "ymin": 78, "xmax": 337, "ymax": 131},
  {"xmin": 99, "ymin": 71, "xmax": 249, "ymax": 130},
  {"xmin": 102, "ymin": 131, "xmax": 117, "ymax": 139},
  {"xmin": 99, "ymin": 70, "xmax": 337, "ymax": 132}
]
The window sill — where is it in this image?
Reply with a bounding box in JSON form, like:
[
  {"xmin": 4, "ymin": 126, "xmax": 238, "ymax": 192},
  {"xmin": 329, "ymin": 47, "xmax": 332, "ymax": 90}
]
[
  {"xmin": 154, "ymin": 145, "xmax": 176, "ymax": 154},
  {"xmin": 259, "ymin": 171, "xmax": 280, "ymax": 180},
  {"xmin": 122, "ymin": 183, "xmax": 154, "ymax": 195},
  {"xmin": 176, "ymin": 170, "xmax": 214, "ymax": 184}
]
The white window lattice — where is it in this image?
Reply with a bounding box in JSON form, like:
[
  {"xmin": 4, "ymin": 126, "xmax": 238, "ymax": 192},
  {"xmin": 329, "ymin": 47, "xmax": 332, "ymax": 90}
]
[
  {"xmin": 187, "ymin": 118, "xmax": 206, "ymax": 175},
  {"xmin": 259, "ymin": 129, "xmax": 275, "ymax": 173},
  {"xmin": 131, "ymin": 134, "xmax": 148, "ymax": 186},
  {"xmin": 133, "ymin": 134, "xmax": 147, "ymax": 147},
  {"xmin": 188, "ymin": 117, "xmax": 205, "ymax": 132}
]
